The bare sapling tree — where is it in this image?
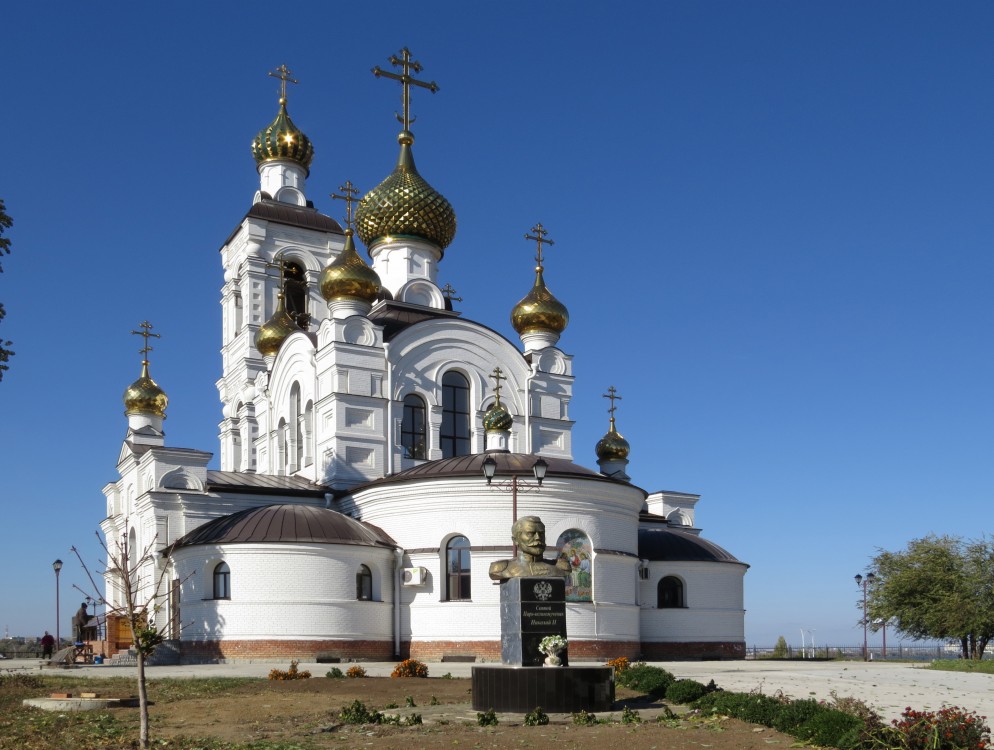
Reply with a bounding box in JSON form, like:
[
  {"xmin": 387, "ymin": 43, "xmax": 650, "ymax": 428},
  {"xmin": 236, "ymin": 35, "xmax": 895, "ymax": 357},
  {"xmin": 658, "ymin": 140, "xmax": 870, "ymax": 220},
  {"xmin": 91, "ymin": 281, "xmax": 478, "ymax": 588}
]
[{"xmin": 71, "ymin": 526, "xmax": 188, "ymax": 749}]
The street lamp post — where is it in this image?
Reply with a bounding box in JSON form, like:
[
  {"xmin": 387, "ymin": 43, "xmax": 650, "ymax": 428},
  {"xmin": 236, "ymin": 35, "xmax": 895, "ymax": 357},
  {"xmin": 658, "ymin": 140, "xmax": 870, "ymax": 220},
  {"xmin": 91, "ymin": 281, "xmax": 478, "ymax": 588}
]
[
  {"xmin": 482, "ymin": 455, "xmax": 548, "ymax": 554},
  {"xmin": 52, "ymin": 559, "xmax": 63, "ymax": 648},
  {"xmin": 855, "ymin": 572, "xmax": 875, "ymax": 661}
]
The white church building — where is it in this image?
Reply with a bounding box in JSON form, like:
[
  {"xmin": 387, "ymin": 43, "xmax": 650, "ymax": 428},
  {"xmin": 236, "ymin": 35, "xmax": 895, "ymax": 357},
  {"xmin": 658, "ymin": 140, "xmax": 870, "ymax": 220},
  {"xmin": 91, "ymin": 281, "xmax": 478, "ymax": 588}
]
[{"xmin": 102, "ymin": 54, "xmax": 747, "ymax": 663}]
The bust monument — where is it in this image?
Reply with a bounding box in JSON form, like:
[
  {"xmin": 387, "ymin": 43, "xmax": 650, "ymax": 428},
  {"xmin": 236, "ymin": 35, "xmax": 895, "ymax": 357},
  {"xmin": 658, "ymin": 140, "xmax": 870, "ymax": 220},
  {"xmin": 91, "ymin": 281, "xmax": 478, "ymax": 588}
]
[{"xmin": 489, "ymin": 515, "xmax": 570, "ymax": 581}]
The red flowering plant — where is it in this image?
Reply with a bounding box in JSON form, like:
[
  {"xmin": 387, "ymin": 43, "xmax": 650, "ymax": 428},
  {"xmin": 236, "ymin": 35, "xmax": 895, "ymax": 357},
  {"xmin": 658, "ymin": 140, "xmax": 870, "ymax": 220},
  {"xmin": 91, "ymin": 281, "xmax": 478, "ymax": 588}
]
[{"xmin": 891, "ymin": 705, "xmax": 990, "ymax": 750}]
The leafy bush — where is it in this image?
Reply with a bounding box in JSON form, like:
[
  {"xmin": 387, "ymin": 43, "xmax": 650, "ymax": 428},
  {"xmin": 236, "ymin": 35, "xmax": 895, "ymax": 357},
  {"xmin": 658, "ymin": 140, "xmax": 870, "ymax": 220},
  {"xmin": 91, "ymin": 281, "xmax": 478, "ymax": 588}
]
[
  {"xmin": 339, "ymin": 700, "xmax": 383, "ymax": 725},
  {"xmin": 268, "ymin": 660, "xmax": 312, "ymax": 680},
  {"xmin": 665, "ymin": 678, "xmax": 709, "ymax": 704},
  {"xmin": 325, "ymin": 667, "xmax": 344, "ymax": 678},
  {"xmin": 405, "ymin": 713, "xmax": 423, "ymax": 726},
  {"xmin": 621, "ymin": 706, "xmax": 641, "ymax": 724},
  {"xmin": 572, "ymin": 710, "xmax": 598, "ymax": 725},
  {"xmin": 891, "ymin": 705, "xmax": 990, "ymax": 750},
  {"xmin": 615, "ymin": 664, "xmax": 675, "ymax": 698},
  {"xmin": 524, "ymin": 706, "xmax": 549, "ymax": 726},
  {"xmin": 605, "ymin": 656, "xmax": 630, "ymax": 674},
  {"xmin": 694, "ymin": 691, "xmax": 868, "ymax": 749},
  {"xmin": 795, "ymin": 708, "xmax": 864, "ymax": 748},
  {"xmin": 405, "ymin": 695, "xmax": 416, "ymax": 707},
  {"xmin": 430, "ymin": 695, "xmax": 440, "ymax": 706},
  {"xmin": 391, "ymin": 658, "xmax": 429, "ymax": 678},
  {"xmin": 346, "ymin": 665, "xmax": 367, "ymax": 678},
  {"xmin": 477, "ymin": 708, "xmax": 499, "ymax": 726}
]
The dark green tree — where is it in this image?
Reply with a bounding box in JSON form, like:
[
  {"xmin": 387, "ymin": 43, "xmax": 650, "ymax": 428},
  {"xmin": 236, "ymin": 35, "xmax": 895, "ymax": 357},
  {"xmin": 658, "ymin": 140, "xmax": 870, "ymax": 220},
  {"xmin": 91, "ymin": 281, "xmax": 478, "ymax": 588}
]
[
  {"xmin": 868, "ymin": 535, "xmax": 994, "ymax": 660},
  {"xmin": 0, "ymin": 198, "xmax": 13, "ymax": 381}
]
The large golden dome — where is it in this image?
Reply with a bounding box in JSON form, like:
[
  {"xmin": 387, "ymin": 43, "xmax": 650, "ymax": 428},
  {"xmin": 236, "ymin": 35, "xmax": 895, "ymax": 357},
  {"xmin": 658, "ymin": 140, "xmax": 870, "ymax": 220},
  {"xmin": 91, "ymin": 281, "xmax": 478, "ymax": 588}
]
[
  {"xmin": 354, "ymin": 131, "xmax": 456, "ymax": 253},
  {"xmin": 254, "ymin": 292, "xmax": 300, "ymax": 357},
  {"xmin": 511, "ymin": 266, "xmax": 569, "ymax": 335},
  {"xmin": 123, "ymin": 362, "xmax": 168, "ymax": 418},
  {"xmin": 595, "ymin": 420, "xmax": 630, "ymax": 461},
  {"xmin": 251, "ymin": 98, "xmax": 314, "ymax": 176},
  {"xmin": 320, "ymin": 231, "xmax": 382, "ymax": 304}
]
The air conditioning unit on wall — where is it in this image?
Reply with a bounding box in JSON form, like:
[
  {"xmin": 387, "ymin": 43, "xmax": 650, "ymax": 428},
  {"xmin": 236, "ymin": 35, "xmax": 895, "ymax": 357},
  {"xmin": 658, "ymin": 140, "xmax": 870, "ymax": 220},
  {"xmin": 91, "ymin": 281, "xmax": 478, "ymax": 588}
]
[{"xmin": 402, "ymin": 566, "xmax": 427, "ymax": 586}]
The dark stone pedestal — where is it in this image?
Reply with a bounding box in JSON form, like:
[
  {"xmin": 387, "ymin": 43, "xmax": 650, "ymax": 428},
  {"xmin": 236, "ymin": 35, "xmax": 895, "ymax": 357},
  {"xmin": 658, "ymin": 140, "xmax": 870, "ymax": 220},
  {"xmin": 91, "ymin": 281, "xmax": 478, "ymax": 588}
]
[
  {"xmin": 500, "ymin": 577, "xmax": 568, "ymax": 667},
  {"xmin": 471, "ymin": 664, "xmax": 615, "ymax": 713}
]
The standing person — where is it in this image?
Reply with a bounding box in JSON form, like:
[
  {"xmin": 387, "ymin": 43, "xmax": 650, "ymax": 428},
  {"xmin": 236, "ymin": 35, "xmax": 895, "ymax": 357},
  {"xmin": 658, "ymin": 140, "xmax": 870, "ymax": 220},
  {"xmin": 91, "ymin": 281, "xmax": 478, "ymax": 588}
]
[
  {"xmin": 40, "ymin": 631, "xmax": 55, "ymax": 659},
  {"xmin": 72, "ymin": 602, "xmax": 89, "ymax": 643}
]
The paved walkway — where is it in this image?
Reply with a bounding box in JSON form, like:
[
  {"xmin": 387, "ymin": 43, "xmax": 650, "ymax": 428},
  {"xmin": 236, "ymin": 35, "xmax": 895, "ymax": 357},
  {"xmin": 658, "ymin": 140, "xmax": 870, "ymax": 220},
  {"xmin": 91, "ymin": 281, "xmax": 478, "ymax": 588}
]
[{"xmin": 4, "ymin": 658, "xmax": 991, "ymax": 722}]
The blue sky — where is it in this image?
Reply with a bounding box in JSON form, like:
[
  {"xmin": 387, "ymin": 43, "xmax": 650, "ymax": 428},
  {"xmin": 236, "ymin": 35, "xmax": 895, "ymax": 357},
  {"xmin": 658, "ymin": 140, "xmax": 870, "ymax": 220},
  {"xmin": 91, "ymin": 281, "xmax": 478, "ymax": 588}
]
[{"xmin": 1, "ymin": 2, "xmax": 991, "ymax": 648}]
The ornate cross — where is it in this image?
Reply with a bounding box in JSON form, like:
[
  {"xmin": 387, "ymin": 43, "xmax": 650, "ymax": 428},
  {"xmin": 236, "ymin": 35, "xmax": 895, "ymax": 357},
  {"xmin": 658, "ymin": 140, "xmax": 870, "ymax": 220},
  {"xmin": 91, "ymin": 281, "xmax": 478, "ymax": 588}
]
[
  {"xmin": 524, "ymin": 223, "xmax": 555, "ymax": 267},
  {"xmin": 130, "ymin": 321, "xmax": 160, "ymax": 363},
  {"xmin": 331, "ymin": 181, "xmax": 360, "ymax": 231},
  {"xmin": 441, "ymin": 283, "xmax": 462, "ymax": 303},
  {"xmin": 490, "ymin": 366, "xmax": 506, "ymax": 403},
  {"xmin": 268, "ymin": 64, "xmax": 299, "ymax": 103},
  {"xmin": 372, "ymin": 47, "xmax": 439, "ymax": 130},
  {"xmin": 265, "ymin": 253, "xmax": 293, "ymax": 289},
  {"xmin": 603, "ymin": 386, "xmax": 621, "ymax": 423}
]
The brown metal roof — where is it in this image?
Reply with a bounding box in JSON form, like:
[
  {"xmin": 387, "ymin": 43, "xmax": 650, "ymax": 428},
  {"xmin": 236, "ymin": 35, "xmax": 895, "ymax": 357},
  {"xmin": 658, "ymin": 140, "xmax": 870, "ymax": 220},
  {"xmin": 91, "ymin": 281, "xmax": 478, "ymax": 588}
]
[
  {"xmin": 205, "ymin": 470, "xmax": 330, "ymax": 498},
  {"xmin": 222, "ymin": 199, "xmax": 344, "ymax": 246},
  {"xmin": 167, "ymin": 504, "xmax": 396, "ymax": 551},
  {"xmin": 352, "ymin": 451, "xmax": 642, "ymax": 493}
]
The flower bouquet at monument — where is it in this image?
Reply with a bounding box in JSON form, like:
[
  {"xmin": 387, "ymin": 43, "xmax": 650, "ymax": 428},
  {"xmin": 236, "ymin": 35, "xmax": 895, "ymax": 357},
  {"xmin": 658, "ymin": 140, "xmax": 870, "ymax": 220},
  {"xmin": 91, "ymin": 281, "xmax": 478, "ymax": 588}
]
[{"xmin": 538, "ymin": 635, "xmax": 568, "ymax": 667}]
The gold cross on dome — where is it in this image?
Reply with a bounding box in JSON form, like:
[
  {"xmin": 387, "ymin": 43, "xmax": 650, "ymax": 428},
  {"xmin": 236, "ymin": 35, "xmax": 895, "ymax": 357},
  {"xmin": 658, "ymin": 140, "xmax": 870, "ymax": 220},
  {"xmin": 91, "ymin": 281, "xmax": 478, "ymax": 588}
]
[
  {"xmin": 524, "ymin": 223, "xmax": 555, "ymax": 267},
  {"xmin": 372, "ymin": 47, "xmax": 439, "ymax": 131},
  {"xmin": 490, "ymin": 367, "xmax": 506, "ymax": 403},
  {"xmin": 603, "ymin": 385, "xmax": 622, "ymax": 421},
  {"xmin": 331, "ymin": 181, "xmax": 360, "ymax": 231},
  {"xmin": 441, "ymin": 283, "xmax": 462, "ymax": 303},
  {"xmin": 268, "ymin": 64, "xmax": 299, "ymax": 104},
  {"xmin": 130, "ymin": 321, "xmax": 161, "ymax": 363},
  {"xmin": 265, "ymin": 253, "xmax": 294, "ymax": 289}
]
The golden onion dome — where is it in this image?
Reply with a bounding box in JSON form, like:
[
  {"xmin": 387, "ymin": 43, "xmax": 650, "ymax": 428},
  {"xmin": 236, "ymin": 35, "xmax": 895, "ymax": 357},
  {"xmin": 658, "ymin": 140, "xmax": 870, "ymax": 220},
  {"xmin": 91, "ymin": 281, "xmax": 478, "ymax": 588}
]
[
  {"xmin": 596, "ymin": 419, "xmax": 630, "ymax": 461},
  {"xmin": 354, "ymin": 131, "xmax": 456, "ymax": 254},
  {"xmin": 319, "ymin": 230, "xmax": 382, "ymax": 304},
  {"xmin": 511, "ymin": 266, "xmax": 569, "ymax": 335},
  {"xmin": 123, "ymin": 361, "xmax": 168, "ymax": 418},
  {"xmin": 483, "ymin": 398, "xmax": 514, "ymax": 432},
  {"xmin": 251, "ymin": 98, "xmax": 314, "ymax": 176},
  {"xmin": 254, "ymin": 292, "xmax": 300, "ymax": 357}
]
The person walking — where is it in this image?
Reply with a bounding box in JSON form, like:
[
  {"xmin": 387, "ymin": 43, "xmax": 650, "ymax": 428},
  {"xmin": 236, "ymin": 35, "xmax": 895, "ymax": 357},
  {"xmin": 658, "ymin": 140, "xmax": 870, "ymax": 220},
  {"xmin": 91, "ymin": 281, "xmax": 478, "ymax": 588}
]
[{"xmin": 40, "ymin": 631, "xmax": 55, "ymax": 659}]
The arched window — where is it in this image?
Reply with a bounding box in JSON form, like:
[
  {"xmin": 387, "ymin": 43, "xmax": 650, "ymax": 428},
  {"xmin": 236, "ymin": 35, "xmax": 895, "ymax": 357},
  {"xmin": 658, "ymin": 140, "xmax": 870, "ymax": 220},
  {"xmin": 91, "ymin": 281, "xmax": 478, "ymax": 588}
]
[
  {"xmin": 213, "ymin": 562, "xmax": 231, "ymax": 600},
  {"xmin": 658, "ymin": 576, "xmax": 684, "ymax": 608},
  {"xmin": 290, "ymin": 383, "xmax": 303, "ymax": 470},
  {"xmin": 277, "ymin": 418, "xmax": 288, "ymax": 474},
  {"xmin": 303, "ymin": 400, "xmax": 314, "ymax": 466},
  {"xmin": 282, "ymin": 260, "xmax": 309, "ymax": 329},
  {"xmin": 556, "ymin": 529, "xmax": 593, "ymax": 602},
  {"xmin": 127, "ymin": 528, "xmax": 138, "ymax": 571},
  {"xmin": 402, "ymin": 394, "xmax": 427, "ymax": 459},
  {"xmin": 440, "ymin": 372, "xmax": 471, "ymax": 458},
  {"xmin": 446, "ymin": 536, "xmax": 471, "ymax": 601},
  {"xmin": 356, "ymin": 564, "xmax": 372, "ymax": 601}
]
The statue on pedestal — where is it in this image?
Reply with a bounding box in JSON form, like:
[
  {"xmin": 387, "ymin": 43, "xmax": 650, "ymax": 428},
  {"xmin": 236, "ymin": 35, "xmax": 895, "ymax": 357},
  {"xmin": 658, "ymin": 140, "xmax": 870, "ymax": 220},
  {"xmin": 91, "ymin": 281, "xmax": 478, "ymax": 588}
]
[{"xmin": 489, "ymin": 516, "xmax": 570, "ymax": 581}]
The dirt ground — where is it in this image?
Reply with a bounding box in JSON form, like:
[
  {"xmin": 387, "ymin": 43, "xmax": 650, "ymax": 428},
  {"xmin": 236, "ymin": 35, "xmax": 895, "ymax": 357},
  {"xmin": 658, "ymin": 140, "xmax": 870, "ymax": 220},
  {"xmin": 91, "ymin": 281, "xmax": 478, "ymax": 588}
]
[{"xmin": 136, "ymin": 676, "xmax": 801, "ymax": 749}]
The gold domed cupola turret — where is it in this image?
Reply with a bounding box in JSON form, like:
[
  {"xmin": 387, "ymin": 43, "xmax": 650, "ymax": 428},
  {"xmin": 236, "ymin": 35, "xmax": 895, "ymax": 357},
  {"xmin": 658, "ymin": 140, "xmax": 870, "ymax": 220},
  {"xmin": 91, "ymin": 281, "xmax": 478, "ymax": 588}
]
[
  {"xmin": 483, "ymin": 367, "xmax": 514, "ymax": 452},
  {"xmin": 123, "ymin": 322, "xmax": 168, "ymax": 443},
  {"xmin": 355, "ymin": 47, "xmax": 456, "ymax": 302},
  {"xmin": 252, "ymin": 65, "xmax": 313, "ymax": 206},
  {"xmin": 596, "ymin": 386, "xmax": 631, "ymax": 481},
  {"xmin": 511, "ymin": 223, "xmax": 569, "ymax": 352},
  {"xmin": 321, "ymin": 181, "xmax": 382, "ymax": 318},
  {"xmin": 254, "ymin": 291, "xmax": 300, "ymax": 360}
]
